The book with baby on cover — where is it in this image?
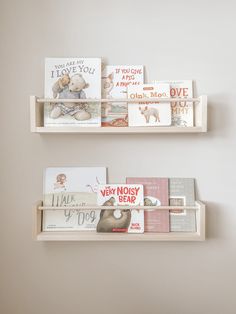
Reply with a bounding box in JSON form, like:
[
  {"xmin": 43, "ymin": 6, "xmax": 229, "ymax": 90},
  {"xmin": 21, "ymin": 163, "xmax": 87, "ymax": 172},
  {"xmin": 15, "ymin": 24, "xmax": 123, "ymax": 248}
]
[
  {"xmin": 44, "ymin": 58, "xmax": 101, "ymax": 127},
  {"xmin": 97, "ymin": 184, "xmax": 144, "ymax": 233}
]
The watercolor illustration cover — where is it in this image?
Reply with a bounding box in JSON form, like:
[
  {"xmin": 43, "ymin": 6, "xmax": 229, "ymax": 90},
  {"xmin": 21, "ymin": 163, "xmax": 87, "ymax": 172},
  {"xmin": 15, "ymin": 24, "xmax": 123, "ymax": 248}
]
[
  {"xmin": 44, "ymin": 58, "xmax": 101, "ymax": 127},
  {"xmin": 101, "ymin": 65, "xmax": 144, "ymax": 127},
  {"xmin": 43, "ymin": 167, "xmax": 106, "ymax": 231}
]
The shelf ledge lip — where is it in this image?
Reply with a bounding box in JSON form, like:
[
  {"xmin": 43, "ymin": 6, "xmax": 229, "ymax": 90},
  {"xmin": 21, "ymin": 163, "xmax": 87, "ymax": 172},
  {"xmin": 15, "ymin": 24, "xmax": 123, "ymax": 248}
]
[
  {"xmin": 34, "ymin": 126, "xmax": 206, "ymax": 134},
  {"xmin": 36, "ymin": 231, "xmax": 204, "ymax": 242}
]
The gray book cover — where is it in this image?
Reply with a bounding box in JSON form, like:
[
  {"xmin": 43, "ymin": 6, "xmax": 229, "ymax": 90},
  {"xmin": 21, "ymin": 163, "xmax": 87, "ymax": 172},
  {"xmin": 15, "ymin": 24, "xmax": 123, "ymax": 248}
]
[{"xmin": 169, "ymin": 178, "xmax": 196, "ymax": 232}]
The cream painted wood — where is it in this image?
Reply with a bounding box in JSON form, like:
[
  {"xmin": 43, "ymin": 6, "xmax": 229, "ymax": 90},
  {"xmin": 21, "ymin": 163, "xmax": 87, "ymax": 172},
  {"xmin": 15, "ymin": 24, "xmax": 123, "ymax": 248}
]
[
  {"xmin": 30, "ymin": 95, "xmax": 208, "ymax": 133},
  {"xmin": 34, "ymin": 201, "xmax": 205, "ymax": 241}
]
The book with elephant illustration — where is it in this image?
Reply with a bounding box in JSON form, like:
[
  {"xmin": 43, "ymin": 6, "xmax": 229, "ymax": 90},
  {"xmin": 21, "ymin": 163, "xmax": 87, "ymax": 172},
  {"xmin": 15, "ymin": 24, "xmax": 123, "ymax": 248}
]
[
  {"xmin": 97, "ymin": 184, "xmax": 144, "ymax": 233},
  {"xmin": 44, "ymin": 58, "xmax": 101, "ymax": 127},
  {"xmin": 43, "ymin": 167, "xmax": 107, "ymax": 231},
  {"xmin": 153, "ymin": 80, "xmax": 193, "ymax": 126},
  {"xmin": 101, "ymin": 65, "xmax": 144, "ymax": 127},
  {"xmin": 126, "ymin": 177, "xmax": 169, "ymax": 232},
  {"xmin": 127, "ymin": 84, "xmax": 171, "ymax": 126},
  {"xmin": 169, "ymin": 178, "xmax": 196, "ymax": 232}
]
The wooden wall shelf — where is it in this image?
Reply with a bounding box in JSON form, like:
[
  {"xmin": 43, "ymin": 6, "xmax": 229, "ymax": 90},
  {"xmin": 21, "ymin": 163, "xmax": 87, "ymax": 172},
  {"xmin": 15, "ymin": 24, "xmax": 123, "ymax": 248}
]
[
  {"xmin": 33, "ymin": 201, "xmax": 205, "ymax": 241},
  {"xmin": 30, "ymin": 96, "xmax": 207, "ymax": 134}
]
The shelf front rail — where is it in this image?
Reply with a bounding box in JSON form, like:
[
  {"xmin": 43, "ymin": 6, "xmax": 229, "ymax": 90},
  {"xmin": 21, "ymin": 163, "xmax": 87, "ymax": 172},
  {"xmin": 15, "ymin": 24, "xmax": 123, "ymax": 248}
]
[
  {"xmin": 33, "ymin": 200, "xmax": 205, "ymax": 241},
  {"xmin": 30, "ymin": 95, "xmax": 207, "ymax": 133}
]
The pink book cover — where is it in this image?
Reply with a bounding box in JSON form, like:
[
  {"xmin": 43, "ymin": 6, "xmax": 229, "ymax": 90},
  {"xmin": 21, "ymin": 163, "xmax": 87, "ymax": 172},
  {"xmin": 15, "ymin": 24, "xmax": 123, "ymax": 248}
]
[{"xmin": 126, "ymin": 177, "xmax": 169, "ymax": 232}]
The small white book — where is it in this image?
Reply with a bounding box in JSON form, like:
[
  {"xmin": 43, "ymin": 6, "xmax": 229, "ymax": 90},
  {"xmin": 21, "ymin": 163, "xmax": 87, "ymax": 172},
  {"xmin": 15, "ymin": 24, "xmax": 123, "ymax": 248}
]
[
  {"xmin": 43, "ymin": 167, "xmax": 106, "ymax": 231},
  {"xmin": 128, "ymin": 84, "xmax": 171, "ymax": 126},
  {"xmin": 154, "ymin": 80, "xmax": 193, "ymax": 126},
  {"xmin": 44, "ymin": 58, "xmax": 101, "ymax": 127},
  {"xmin": 97, "ymin": 184, "xmax": 144, "ymax": 233}
]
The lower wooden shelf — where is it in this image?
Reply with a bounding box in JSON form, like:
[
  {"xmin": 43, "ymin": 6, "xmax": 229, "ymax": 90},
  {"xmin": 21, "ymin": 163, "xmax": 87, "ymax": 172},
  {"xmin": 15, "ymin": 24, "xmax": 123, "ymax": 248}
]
[{"xmin": 33, "ymin": 201, "xmax": 205, "ymax": 241}]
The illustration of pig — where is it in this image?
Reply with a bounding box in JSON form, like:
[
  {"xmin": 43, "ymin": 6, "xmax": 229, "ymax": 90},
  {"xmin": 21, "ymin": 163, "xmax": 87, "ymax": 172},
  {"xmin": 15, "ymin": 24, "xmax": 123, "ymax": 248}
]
[{"xmin": 139, "ymin": 106, "xmax": 160, "ymax": 123}]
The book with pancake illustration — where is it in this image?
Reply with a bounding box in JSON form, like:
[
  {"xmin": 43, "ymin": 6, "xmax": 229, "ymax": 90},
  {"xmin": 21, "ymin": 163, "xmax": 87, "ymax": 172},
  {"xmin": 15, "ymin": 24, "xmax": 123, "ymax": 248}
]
[
  {"xmin": 43, "ymin": 167, "xmax": 106, "ymax": 231},
  {"xmin": 44, "ymin": 58, "xmax": 101, "ymax": 127},
  {"xmin": 97, "ymin": 184, "xmax": 144, "ymax": 233},
  {"xmin": 126, "ymin": 177, "xmax": 169, "ymax": 232},
  {"xmin": 101, "ymin": 65, "xmax": 144, "ymax": 127}
]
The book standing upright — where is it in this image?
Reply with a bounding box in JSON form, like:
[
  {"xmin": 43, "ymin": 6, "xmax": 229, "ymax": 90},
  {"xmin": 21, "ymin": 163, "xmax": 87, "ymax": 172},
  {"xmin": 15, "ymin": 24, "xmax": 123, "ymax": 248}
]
[
  {"xmin": 44, "ymin": 58, "xmax": 101, "ymax": 127},
  {"xmin": 126, "ymin": 177, "xmax": 169, "ymax": 232},
  {"xmin": 97, "ymin": 184, "xmax": 144, "ymax": 233},
  {"xmin": 154, "ymin": 80, "xmax": 193, "ymax": 126},
  {"xmin": 43, "ymin": 167, "xmax": 106, "ymax": 231},
  {"xmin": 101, "ymin": 65, "xmax": 144, "ymax": 126},
  {"xmin": 169, "ymin": 178, "xmax": 196, "ymax": 232}
]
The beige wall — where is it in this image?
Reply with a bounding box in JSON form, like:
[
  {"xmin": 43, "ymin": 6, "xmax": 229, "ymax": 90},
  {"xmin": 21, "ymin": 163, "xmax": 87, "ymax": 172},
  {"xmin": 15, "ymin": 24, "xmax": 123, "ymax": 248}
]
[{"xmin": 1, "ymin": 0, "xmax": 236, "ymax": 313}]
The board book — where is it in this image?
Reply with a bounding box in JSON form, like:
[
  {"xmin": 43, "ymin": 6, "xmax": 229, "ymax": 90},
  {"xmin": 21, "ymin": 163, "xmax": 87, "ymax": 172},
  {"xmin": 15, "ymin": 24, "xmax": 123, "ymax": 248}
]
[
  {"xmin": 97, "ymin": 184, "xmax": 144, "ymax": 233},
  {"xmin": 127, "ymin": 84, "xmax": 171, "ymax": 126}
]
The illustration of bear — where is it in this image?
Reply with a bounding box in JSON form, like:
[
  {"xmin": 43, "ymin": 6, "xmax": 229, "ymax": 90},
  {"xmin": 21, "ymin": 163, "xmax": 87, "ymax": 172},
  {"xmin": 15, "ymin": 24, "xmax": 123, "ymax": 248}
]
[
  {"xmin": 97, "ymin": 197, "xmax": 132, "ymax": 232},
  {"xmin": 50, "ymin": 74, "xmax": 91, "ymax": 121}
]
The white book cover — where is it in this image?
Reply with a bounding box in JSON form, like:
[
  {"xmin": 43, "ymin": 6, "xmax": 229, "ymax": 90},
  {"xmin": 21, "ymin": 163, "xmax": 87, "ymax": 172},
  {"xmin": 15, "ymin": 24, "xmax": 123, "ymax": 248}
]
[
  {"xmin": 154, "ymin": 80, "xmax": 193, "ymax": 126},
  {"xmin": 44, "ymin": 58, "xmax": 101, "ymax": 127},
  {"xmin": 97, "ymin": 184, "xmax": 144, "ymax": 233},
  {"xmin": 128, "ymin": 84, "xmax": 171, "ymax": 126},
  {"xmin": 43, "ymin": 167, "xmax": 106, "ymax": 231},
  {"xmin": 101, "ymin": 65, "xmax": 144, "ymax": 127}
]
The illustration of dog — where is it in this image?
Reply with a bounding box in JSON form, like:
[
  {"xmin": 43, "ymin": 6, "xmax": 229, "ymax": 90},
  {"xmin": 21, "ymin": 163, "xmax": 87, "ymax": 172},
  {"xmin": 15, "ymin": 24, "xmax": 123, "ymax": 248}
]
[{"xmin": 139, "ymin": 106, "xmax": 160, "ymax": 123}]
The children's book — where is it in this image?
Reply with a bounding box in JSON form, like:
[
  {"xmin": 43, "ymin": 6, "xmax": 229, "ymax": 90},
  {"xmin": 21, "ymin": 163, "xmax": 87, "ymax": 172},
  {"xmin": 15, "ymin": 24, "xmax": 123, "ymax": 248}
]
[
  {"xmin": 127, "ymin": 84, "xmax": 171, "ymax": 126},
  {"xmin": 126, "ymin": 177, "xmax": 169, "ymax": 232},
  {"xmin": 169, "ymin": 178, "xmax": 196, "ymax": 232},
  {"xmin": 154, "ymin": 80, "xmax": 193, "ymax": 126},
  {"xmin": 44, "ymin": 58, "xmax": 101, "ymax": 127},
  {"xmin": 101, "ymin": 65, "xmax": 144, "ymax": 127},
  {"xmin": 97, "ymin": 184, "xmax": 144, "ymax": 233},
  {"xmin": 43, "ymin": 167, "xmax": 106, "ymax": 231}
]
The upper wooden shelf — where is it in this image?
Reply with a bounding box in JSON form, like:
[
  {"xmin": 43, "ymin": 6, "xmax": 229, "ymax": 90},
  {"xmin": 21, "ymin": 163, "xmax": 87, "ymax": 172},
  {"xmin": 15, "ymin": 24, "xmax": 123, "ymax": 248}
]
[{"xmin": 30, "ymin": 95, "xmax": 207, "ymax": 134}]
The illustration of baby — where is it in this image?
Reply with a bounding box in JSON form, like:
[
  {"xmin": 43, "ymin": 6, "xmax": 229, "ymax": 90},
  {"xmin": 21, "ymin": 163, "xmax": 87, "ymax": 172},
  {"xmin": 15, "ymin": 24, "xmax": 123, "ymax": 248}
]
[{"xmin": 54, "ymin": 173, "xmax": 67, "ymax": 190}]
